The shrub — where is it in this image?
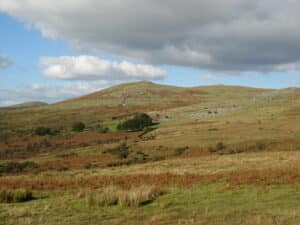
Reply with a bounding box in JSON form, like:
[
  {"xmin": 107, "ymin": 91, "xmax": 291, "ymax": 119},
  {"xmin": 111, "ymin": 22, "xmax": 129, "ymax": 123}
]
[
  {"xmin": 0, "ymin": 189, "xmax": 33, "ymax": 203},
  {"xmin": 35, "ymin": 127, "xmax": 51, "ymax": 136},
  {"xmin": 118, "ymin": 113, "xmax": 153, "ymax": 131},
  {"xmin": 34, "ymin": 127, "xmax": 60, "ymax": 136},
  {"xmin": 72, "ymin": 122, "xmax": 85, "ymax": 132}
]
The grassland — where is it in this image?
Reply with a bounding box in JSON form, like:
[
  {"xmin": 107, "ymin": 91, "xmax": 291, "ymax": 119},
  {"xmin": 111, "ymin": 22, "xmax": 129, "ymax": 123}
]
[{"xmin": 0, "ymin": 81, "xmax": 299, "ymax": 224}]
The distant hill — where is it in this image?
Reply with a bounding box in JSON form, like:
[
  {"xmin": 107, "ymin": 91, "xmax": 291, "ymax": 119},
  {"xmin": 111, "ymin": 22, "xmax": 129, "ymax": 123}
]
[
  {"xmin": 0, "ymin": 101, "xmax": 48, "ymax": 110},
  {"xmin": 55, "ymin": 81, "xmax": 272, "ymax": 113},
  {"xmin": 1, "ymin": 81, "xmax": 299, "ymax": 133}
]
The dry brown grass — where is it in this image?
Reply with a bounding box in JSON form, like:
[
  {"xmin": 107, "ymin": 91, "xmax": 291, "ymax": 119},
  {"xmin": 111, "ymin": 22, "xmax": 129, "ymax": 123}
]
[
  {"xmin": 0, "ymin": 167, "xmax": 299, "ymax": 191},
  {"xmin": 83, "ymin": 185, "xmax": 161, "ymax": 207},
  {"xmin": 0, "ymin": 131, "xmax": 141, "ymax": 160}
]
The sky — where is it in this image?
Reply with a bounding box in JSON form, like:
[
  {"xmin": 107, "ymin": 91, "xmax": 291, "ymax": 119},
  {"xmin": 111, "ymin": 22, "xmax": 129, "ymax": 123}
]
[{"xmin": 0, "ymin": 0, "xmax": 299, "ymax": 106}]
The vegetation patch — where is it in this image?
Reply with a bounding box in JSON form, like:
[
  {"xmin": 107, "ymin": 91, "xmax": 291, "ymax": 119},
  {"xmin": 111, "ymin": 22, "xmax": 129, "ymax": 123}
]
[
  {"xmin": 118, "ymin": 113, "xmax": 153, "ymax": 131},
  {"xmin": 0, "ymin": 161, "xmax": 39, "ymax": 174},
  {"xmin": 83, "ymin": 185, "xmax": 162, "ymax": 207},
  {"xmin": 103, "ymin": 143, "xmax": 130, "ymax": 159},
  {"xmin": 173, "ymin": 146, "xmax": 189, "ymax": 156},
  {"xmin": 72, "ymin": 122, "xmax": 86, "ymax": 132},
  {"xmin": 256, "ymin": 140, "xmax": 268, "ymax": 151},
  {"xmin": 0, "ymin": 189, "xmax": 33, "ymax": 203},
  {"xmin": 208, "ymin": 128, "xmax": 218, "ymax": 131},
  {"xmin": 55, "ymin": 152, "xmax": 78, "ymax": 158},
  {"xmin": 94, "ymin": 124, "xmax": 109, "ymax": 134},
  {"xmin": 208, "ymin": 142, "xmax": 226, "ymax": 153},
  {"xmin": 83, "ymin": 162, "xmax": 98, "ymax": 170},
  {"xmin": 34, "ymin": 126, "xmax": 60, "ymax": 136}
]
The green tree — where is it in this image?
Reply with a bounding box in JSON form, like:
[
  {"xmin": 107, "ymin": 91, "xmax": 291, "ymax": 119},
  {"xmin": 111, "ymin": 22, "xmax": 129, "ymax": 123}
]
[
  {"xmin": 118, "ymin": 113, "xmax": 153, "ymax": 131},
  {"xmin": 72, "ymin": 122, "xmax": 85, "ymax": 132}
]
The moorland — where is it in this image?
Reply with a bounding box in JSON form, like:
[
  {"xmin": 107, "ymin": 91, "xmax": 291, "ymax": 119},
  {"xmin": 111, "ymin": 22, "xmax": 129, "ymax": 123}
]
[{"xmin": 0, "ymin": 81, "xmax": 299, "ymax": 225}]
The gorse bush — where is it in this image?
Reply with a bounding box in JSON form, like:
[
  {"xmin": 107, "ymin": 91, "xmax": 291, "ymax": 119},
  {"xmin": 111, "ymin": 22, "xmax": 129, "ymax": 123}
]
[
  {"xmin": 84, "ymin": 186, "xmax": 161, "ymax": 207},
  {"xmin": 0, "ymin": 189, "xmax": 33, "ymax": 203},
  {"xmin": 118, "ymin": 113, "xmax": 153, "ymax": 131},
  {"xmin": 72, "ymin": 122, "xmax": 86, "ymax": 132}
]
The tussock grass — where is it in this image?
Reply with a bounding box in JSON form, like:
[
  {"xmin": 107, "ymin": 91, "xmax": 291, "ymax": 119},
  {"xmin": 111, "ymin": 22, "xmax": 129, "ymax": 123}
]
[
  {"xmin": 83, "ymin": 185, "xmax": 161, "ymax": 207},
  {"xmin": 0, "ymin": 189, "xmax": 33, "ymax": 203}
]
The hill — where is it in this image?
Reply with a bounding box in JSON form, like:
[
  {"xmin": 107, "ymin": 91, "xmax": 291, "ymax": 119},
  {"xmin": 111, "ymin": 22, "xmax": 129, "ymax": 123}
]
[
  {"xmin": 1, "ymin": 81, "xmax": 299, "ymax": 153},
  {"xmin": 0, "ymin": 81, "xmax": 275, "ymax": 130},
  {"xmin": 0, "ymin": 81, "xmax": 300, "ymax": 225}
]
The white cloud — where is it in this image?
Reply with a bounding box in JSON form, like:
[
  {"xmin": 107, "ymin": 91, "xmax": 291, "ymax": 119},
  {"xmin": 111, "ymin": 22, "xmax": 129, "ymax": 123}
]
[
  {"xmin": 40, "ymin": 56, "xmax": 167, "ymax": 81},
  {"xmin": 273, "ymin": 63, "xmax": 300, "ymax": 71},
  {"xmin": 0, "ymin": 81, "xmax": 111, "ymax": 106},
  {"xmin": 2, "ymin": 0, "xmax": 300, "ymax": 73},
  {"xmin": 0, "ymin": 54, "xmax": 12, "ymax": 69}
]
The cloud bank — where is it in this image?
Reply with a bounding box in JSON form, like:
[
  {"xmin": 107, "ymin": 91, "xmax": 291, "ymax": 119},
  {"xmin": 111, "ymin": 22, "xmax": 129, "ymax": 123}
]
[
  {"xmin": 40, "ymin": 56, "xmax": 167, "ymax": 81},
  {"xmin": 0, "ymin": 54, "xmax": 12, "ymax": 69},
  {"xmin": 1, "ymin": 0, "xmax": 300, "ymax": 73}
]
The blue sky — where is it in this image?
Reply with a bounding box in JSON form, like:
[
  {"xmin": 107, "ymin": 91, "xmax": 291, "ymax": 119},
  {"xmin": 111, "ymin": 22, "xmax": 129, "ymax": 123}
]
[{"xmin": 0, "ymin": 1, "xmax": 300, "ymax": 106}]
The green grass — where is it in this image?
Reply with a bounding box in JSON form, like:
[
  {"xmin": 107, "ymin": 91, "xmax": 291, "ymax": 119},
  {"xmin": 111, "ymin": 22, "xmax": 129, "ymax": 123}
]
[
  {"xmin": 0, "ymin": 184, "xmax": 299, "ymax": 225},
  {"xmin": 103, "ymin": 120, "xmax": 122, "ymax": 132}
]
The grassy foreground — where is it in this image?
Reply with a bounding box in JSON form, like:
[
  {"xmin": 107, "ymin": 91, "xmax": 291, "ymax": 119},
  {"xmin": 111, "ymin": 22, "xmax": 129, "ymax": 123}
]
[
  {"xmin": 0, "ymin": 150, "xmax": 299, "ymax": 225},
  {"xmin": 0, "ymin": 183, "xmax": 299, "ymax": 225}
]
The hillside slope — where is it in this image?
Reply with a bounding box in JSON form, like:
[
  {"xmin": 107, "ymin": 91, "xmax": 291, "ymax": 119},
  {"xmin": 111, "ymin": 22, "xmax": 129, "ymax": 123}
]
[
  {"xmin": 0, "ymin": 81, "xmax": 275, "ymax": 131},
  {"xmin": 1, "ymin": 81, "xmax": 299, "ymax": 155}
]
